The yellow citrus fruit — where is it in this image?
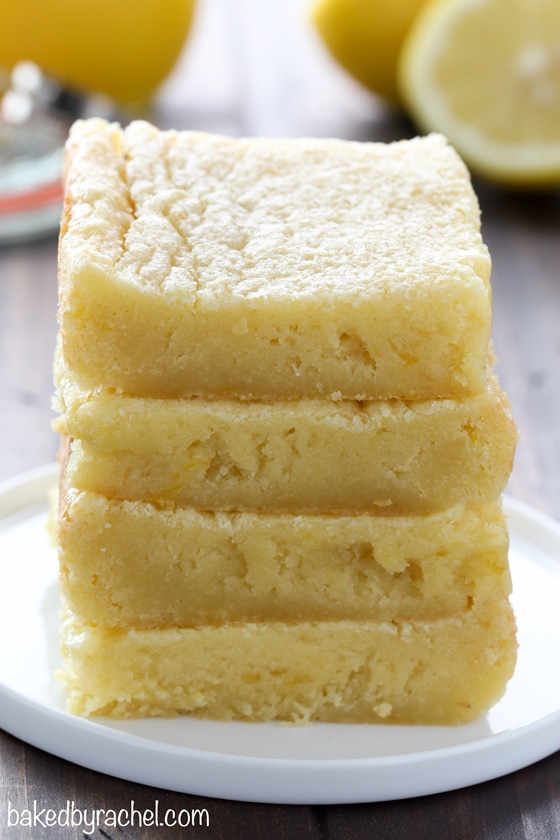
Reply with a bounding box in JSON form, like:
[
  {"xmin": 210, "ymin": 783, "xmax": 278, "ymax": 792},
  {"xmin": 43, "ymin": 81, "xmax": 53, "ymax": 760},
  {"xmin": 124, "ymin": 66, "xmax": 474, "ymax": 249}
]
[
  {"xmin": 0, "ymin": 0, "xmax": 196, "ymax": 105},
  {"xmin": 399, "ymin": 0, "xmax": 560, "ymax": 186},
  {"xmin": 312, "ymin": 0, "xmax": 427, "ymax": 103}
]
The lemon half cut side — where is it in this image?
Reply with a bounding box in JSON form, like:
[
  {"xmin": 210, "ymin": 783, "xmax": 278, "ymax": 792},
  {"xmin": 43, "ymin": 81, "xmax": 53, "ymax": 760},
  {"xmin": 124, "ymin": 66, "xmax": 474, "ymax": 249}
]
[{"xmin": 398, "ymin": 0, "xmax": 560, "ymax": 186}]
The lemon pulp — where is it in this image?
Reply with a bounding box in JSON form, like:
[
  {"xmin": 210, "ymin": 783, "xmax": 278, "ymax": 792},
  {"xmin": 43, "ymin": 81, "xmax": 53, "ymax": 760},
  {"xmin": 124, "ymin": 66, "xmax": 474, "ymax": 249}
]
[{"xmin": 399, "ymin": 0, "xmax": 560, "ymax": 185}]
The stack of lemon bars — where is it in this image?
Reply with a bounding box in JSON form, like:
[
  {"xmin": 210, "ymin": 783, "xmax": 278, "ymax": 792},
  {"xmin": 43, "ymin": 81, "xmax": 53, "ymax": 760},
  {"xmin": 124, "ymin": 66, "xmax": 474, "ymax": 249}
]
[{"xmin": 53, "ymin": 119, "xmax": 518, "ymax": 725}]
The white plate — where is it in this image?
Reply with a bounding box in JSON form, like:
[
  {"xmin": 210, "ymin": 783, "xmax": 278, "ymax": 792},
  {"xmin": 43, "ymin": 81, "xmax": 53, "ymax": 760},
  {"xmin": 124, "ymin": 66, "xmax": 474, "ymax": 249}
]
[{"xmin": 1, "ymin": 464, "xmax": 560, "ymax": 804}]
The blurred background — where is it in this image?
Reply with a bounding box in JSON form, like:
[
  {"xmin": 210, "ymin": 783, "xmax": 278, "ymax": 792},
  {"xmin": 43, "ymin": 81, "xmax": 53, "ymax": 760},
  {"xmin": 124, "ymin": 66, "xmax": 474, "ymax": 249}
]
[{"xmin": 1, "ymin": 0, "xmax": 560, "ymax": 521}]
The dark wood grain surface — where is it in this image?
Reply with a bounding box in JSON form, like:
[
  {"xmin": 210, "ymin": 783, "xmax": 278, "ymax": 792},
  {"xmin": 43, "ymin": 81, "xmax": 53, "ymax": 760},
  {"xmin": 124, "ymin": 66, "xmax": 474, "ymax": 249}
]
[{"xmin": 1, "ymin": 1, "xmax": 560, "ymax": 837}]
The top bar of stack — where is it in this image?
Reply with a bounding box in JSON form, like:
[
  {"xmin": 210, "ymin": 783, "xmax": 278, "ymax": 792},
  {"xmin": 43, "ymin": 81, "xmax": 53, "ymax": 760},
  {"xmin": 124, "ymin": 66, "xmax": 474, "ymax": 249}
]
[{"xmin": 59, "ymin": 120, "xmax": 492, "ymax": 401}]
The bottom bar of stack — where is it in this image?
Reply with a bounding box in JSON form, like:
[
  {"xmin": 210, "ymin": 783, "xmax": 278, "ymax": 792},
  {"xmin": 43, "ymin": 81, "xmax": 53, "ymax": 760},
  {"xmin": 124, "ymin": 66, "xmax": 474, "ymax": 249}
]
[
  {"xmin": 61, "ymin": 603, "xmax": 516, "ymax": 725},
  {"xmin": 57, "ymin": 476, "xmax": 517, "ymax": 725}
]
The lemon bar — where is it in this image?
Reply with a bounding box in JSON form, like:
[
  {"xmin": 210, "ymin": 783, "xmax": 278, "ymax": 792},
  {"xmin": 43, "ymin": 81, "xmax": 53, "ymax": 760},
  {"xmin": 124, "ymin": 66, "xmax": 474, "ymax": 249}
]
[
  {"xmin": 58, "ymin": 484, "xmax": 511, "ymax": 628},
  {"xmin": 54, "ymin": 368, "xmax": 516, "ymax": 515},
  {"xmin": 59, "ymin": 119, "xmax": 491, "ymax": 400},
  {"xmin": 60, "ymin": 597, "xmax": 517, "ymax": 724}
]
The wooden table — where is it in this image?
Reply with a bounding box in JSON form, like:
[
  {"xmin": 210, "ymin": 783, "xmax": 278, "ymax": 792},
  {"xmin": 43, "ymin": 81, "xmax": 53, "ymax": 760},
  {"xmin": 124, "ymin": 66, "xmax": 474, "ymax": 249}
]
[{"xmin": 2, "ymin": 1, "xmax": 560, "ymax": 836}]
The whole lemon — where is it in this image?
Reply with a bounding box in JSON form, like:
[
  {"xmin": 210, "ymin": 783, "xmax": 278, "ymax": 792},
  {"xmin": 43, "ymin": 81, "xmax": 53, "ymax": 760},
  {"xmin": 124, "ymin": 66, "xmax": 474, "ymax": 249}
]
[
  {"xmin": 0, "ymin": 0, "xmax": 196, "ymax": 105},
  {"xmin": 312, "ymin": 0, "xmax": 426, "ymax": 103}
]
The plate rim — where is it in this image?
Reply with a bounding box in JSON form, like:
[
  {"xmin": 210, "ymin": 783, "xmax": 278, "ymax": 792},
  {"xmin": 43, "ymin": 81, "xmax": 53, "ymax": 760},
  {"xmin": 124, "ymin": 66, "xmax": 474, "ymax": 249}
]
[{"xmin": 3, "ymin": 675, "xmax": 560, "ymax": 804}]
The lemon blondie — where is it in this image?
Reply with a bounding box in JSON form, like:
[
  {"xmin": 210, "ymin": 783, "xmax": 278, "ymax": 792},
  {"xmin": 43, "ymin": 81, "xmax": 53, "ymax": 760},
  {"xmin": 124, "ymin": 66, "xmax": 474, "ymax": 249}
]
[
  {"xmin": 54, "ymin": 365, "xmax": 516, "ymax": 515},
  {"xmin": 60, "ymin": 598, "xmax": 516, "ymax": 725},
  {"xmin": 58, "ymin": 484, "xmax": 511, "ymax": 628},
  {"xmin": 59, "ymin": 119, "xmax": 491, "ymax": 400}
]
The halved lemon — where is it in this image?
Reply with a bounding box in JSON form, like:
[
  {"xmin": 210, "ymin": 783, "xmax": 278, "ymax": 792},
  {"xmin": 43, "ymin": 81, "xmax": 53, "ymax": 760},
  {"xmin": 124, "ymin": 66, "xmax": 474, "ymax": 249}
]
[
  {"xmin": 399, "ymin": 0, "xmax": 560, "ymax": 186},
  {"xmin": 312, "ymin": 0, "xmax": 426, "ymax": 103}
]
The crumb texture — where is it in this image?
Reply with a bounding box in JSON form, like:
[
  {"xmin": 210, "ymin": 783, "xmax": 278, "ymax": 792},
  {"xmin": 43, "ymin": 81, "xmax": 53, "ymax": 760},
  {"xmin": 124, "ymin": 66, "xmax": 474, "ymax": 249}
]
[
  {"xmin": 54, "ymin": 352, "xmax": 517, "ymax": 515},
  {"xmin": 60, "ymin": 605, "xmax": 517, "ymax": 726},
  {"xmin": 58, "ymin": 487, "xmax": 511, "ymax": 628}
]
